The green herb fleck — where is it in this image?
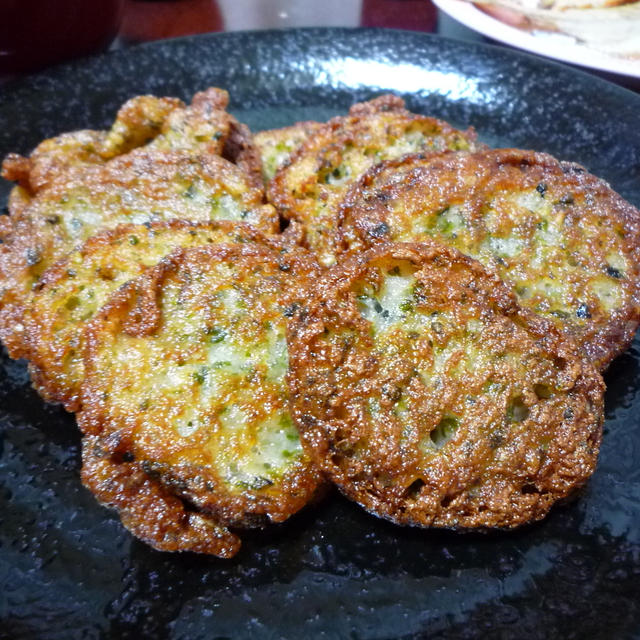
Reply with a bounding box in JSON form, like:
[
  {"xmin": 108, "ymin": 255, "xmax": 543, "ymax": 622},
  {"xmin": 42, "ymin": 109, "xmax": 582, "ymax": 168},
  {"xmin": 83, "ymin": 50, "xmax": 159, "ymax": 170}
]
[{"xmin": 207, "ymin": 327, "xmax": 226, "ymax": 342}]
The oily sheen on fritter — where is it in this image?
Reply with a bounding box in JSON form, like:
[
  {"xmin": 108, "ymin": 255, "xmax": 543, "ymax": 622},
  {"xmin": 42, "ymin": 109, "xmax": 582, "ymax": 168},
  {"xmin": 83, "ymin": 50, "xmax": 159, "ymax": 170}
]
[
  {"xmin": 0, "ymin": 88, "xmax": 274, "ymax": 358},
  {"xmin": 1, "ymin": 87, "xmax": 254, "ymax": 199},
  {"xmin": 288, "ymin": 242, "xmax": 604, "ymax": 530},
  {"xmin": 339, "ymin": 149, "xmax": 640, "ymax": 369},
  {"xmin": 268, "ymin": 94, "xmax": 480, "ymax": 267},
  {"xmin": 25, "ymin": 220, "xmax": 273, "ymax": 412},
  {"xmin": 82, "ymin": 434, "xmax": 241, "ymax": 557},
  {"xmin": 77, "ymin": 243, "xmax": 323, "ymax": 550},
  {"xmin": 254, "ymin": 121, "xmax": 323, "ymax": 183},
  {"xmin": 0, "ymin": 87, "xmax": 632, "ymax": 555},
  {"xmin": 0, "ymin": 150, "xmax": 277, "ymax": 358},
  {"xmin": 1, "ymin": 95, "xmax": 184, "ymax": 195}
]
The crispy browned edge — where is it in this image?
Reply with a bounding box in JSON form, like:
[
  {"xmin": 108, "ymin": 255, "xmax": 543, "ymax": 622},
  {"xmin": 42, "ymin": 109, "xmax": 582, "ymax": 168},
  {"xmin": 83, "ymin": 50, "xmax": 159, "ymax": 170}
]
[
  {"xmin": 336, "ymin": 148, "xmax": 640, "ymax": 370},
  {"xmin": 76, "ymin": 242, "xmax": 325, "ymax": 528},
  {"xmin": 287, "ymin": 241, "xmax": 605, "ymax": 530},
  {"xmin": 267, "ymin": 94, "xmax": 479, "ymax": 225},
  {"xmin": 81, "ymin": 434, "xmax": 241, "ymax": 557},
  {"xmin": 223, "ymin": 120, "xmax": 264, "ymax": 191}
]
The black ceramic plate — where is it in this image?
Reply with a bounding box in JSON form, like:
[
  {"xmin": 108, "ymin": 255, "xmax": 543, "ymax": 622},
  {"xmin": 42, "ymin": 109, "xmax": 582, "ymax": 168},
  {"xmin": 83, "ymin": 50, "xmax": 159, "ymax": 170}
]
[{"xmin": 1, "ymin": 28, "xmax": 640, "ymax": 640}]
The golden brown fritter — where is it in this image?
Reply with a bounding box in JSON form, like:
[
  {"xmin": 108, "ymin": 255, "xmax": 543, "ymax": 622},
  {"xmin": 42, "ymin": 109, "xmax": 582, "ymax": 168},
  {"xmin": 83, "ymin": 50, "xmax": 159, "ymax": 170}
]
[
  {"xmin": 99, "ymin": 94, "xmax": 186, "ymax": 159},
  {"xmin": 78, "ymin": 243, "xmax": 324, "ymax": 529},
  {"xmin": 254, "ymin": 121, "xmax": 323, "ymax": 183},
  {"xmin": 2, "ymin": 130, "xmax": 107, "ymax": 195},
  {"xmin": 82, "ymin": 435, "xmax": 241, "ymax": 557},
  {"xmin": 1, "ymin": 88, "xmax": 260, "ymax": 196},
  {"xmin": 0, "ymin": 149, "xmax": 278, "ymax": 358},
  {"xmin": 288, "ymin": 242, "xmax": 604, "ymax": 530},
  {"xmin": 339, "ymin": 149, "xmax": 640, "ymax": 369},
  {"xmin": 1, "ymin": 96, "xmax": 185, "ymax": 194},
  {"xmin": 26, "ymin": 220, "xmax": 272, "ymax": 412},
  {"xmin": 268, "ymin": 94, "xmax": 479, "ymax": 266},
  {"xmin": 145, "ymin": 88, "xmax": 262, "ymax": 187}
]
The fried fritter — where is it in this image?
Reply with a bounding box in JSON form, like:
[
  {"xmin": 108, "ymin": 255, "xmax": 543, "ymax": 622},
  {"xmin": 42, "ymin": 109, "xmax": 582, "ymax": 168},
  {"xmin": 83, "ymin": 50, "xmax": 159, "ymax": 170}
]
[
  {"xmin": 340, "ymin": 149, "xmax": 640, "ymax": 369},
  {"xmin": 1, "ymin": 96, "xmax": 185, "ymax": 194},
  {"xmin": 100, "ymin": 94, "xmax": 186, "ymax": 159},
  {"xmin": 145, "ymin": 88, "xmax": 263, "ymax": 187},
  {"xmin": 78, "ymin": 243, "xmax": 324, "ymax": 529},
  {"xmin": 0, "ymin": 149, "xmax": 278, "ymax": 357},
  {"xmin": 268, "ymin": 95, "xmax": 479, "ymax": 266},
  {"xmin": 254, "ymin": 121, "xmax": 323, "ymax": 183},
  {"xmin": 82, "ymin": 435, "xmax": 241, "ymax": 556},
  {"xmin": 26, "ymin": 220, "xmax": 272, "ymax": 412},
  {"xmin": 2, "ymin": 130, "xmax": 107, "ymax": 196},
  {"xmin": 1, "ymin": 88, "xmax": 256, "ymax": 196},
  {"xmin": 288, "ymin": 242, "xmax": 604, "ymax": 529}
]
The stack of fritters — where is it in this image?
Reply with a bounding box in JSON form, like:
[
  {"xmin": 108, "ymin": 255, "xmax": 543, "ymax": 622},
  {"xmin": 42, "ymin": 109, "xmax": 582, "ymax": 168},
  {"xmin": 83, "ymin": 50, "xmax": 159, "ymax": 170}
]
[
  {"xmin": 0, "ymin": 89, "xmax": 320, "ymax": 556},
  {"xmin": 266, "ymin": 95, "xmax": 480, "ymax": 266},
  {"xmin": 1, "ymin": 88, "xmax": 638, "ymax": 556}
]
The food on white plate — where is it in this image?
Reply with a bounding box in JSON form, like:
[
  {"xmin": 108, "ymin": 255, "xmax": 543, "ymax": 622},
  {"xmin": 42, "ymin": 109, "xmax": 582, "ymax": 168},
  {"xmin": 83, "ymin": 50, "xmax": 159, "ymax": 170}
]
[{"xmin": 471, "ymin": 0, "xmax": 640, "ymax": 60}]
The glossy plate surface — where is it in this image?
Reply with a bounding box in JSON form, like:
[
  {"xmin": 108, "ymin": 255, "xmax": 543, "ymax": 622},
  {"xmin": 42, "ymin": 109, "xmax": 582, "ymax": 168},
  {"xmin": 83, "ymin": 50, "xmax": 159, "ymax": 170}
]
[{"xmin": 1, "ymin": 28, "xmax": 640, "ymax": 639}]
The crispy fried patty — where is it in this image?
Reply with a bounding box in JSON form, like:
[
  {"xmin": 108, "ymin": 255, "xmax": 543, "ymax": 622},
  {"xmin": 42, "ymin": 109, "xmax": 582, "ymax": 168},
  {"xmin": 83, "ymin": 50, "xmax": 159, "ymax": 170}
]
[
  {"xmin": 0, "ymin": 88, "xmax": 244, "ymax": 196},
  {"xmin": 254, "ymin": 121, "xmax": 323, "ymax": 183},
  {"xmin": 268, "ymin": 95, "xmax": 479, "ymax": 266},
  {"xmin": 100, "ymin": 94, "xmax": 186, "ymax": 159},
  {"xmin": 1, "ymin": 95, "xmax": 184, "ymax": 194},
  {"xmin": 2, "ymin": 130, "xmax": 108, "ymax": 196},
  {"xmin": 0, "ymin": 149, "xmax": 277, "ymax": 357},
  {"xmin": 1, "ymin": 88, "xmax": 260, "ymax": 211},
  {"xmin": 78, "ymin": 243, "xmax": 324, "ymax": 530},
  {"xmin": 26, "ymin": 220, "xmax": 271, "ymax": 412},
  {"xmin": 146, "ymin": 88, "xmax": 263, "ymax": 189},
  {"xmin": 288, "ymin": 242, "xmax": 604, "ymax": 529},
  {"xmin": 339, "ymin": 149, "xmax": 640, "ymax": 369},
  {"xmin": 82, "ymin": 435, "xmax": 241, "ymax": 557}
]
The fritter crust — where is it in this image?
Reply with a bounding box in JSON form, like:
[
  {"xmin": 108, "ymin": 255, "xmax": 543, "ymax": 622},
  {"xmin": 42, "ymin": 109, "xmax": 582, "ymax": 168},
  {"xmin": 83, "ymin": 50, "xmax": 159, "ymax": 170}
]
[
  {"xmin": 78, "ymin": 243, "xmax": 324, "ymax": 528},
  {"xmin": 254, "ymin": 121, "xmax": 323, "ymax": 183},
  {"xmin": 268, "ymin": 94, "xmax": 479, "ymax": 266},
  {"xmin": 288, "ymin": 242, "xmax": 604, "ymax": 529},
  {"xmin": 82, "ymin": 435, "xmax": 241, "ymax": 557},
  {"xmin": 26, "ymin": 220, "xmax": 272, "ymax": 412},
  {"xmin": 141, "ymin": 88, "xmax": 263, "ymax": 188},
  {"xmin": 100, "ymin": 94, "xmax": 186, "ymax": 159},
  {"xmin": 340, "ymin": 149, "xmax": 640, "ymax": 369},
  {"xmin": 2, "ymin": 131, "xmax": 107, "ymax": 195},
  {"xmin": 1, "ymin": 88, "xmax": 260, "ymax": 195},
  {"xmin": 223, "ymin": 120, "xmax": 265, "ymax": 191},
  {"xmin": 0, "ymin": 149, "xmax": 278, "ymax": 357},
  {"xmin": 1, "ymin": 96, "xmax": 185, "ymax": 194}
]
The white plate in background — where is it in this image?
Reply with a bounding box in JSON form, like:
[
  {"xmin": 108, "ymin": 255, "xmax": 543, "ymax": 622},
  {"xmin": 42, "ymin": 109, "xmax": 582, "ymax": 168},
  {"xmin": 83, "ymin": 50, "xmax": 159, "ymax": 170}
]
[{"xmin": 434, "ymin": 0, "xmax": 640, "ymax": 78}]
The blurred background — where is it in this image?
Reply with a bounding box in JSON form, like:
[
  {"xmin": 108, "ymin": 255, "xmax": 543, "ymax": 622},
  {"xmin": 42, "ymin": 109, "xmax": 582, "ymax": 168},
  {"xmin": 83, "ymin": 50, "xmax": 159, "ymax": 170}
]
[
  {"xmin": 0, "ymin": 0, "xmax": 442, "ymax": 75},
  {"xmin": 0, "ymin": 0, "xmax": 637, "ymax": 89}
]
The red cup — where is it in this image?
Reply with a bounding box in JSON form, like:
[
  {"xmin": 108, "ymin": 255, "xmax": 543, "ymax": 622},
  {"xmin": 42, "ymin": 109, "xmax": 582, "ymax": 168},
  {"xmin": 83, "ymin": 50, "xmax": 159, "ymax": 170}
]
[{"xmin": 0, "ymin": 0, "xmax": 124, "ymax": 75}]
